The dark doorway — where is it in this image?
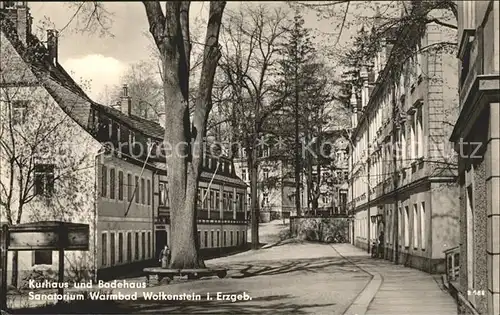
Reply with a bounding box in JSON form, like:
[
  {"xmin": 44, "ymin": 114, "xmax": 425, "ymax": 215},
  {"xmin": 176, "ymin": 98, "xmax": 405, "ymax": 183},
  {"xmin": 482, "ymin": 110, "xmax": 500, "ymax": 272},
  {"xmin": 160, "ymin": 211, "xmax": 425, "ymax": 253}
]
[{"xmin": 155, "ymin": 230, "xmax": 166, "ymax": 259}]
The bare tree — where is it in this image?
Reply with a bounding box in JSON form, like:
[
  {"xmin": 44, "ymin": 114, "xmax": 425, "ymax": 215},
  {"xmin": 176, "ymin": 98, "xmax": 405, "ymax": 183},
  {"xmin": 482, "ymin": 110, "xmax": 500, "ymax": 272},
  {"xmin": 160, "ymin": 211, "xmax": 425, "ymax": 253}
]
[
  {"xmin": 217, "ymin": 4, "xmax": 290, "ymax": 248},
  {"xmin": 141, "ymin": 1, "xmax": 226, "ymax": 268},
  {"xmin": 69, "ymin": 1, "xmax": 228, "ymax": 269},
  {"xmin": 0, "ymin": 52, "xmax": 96, "ymax": 286}
]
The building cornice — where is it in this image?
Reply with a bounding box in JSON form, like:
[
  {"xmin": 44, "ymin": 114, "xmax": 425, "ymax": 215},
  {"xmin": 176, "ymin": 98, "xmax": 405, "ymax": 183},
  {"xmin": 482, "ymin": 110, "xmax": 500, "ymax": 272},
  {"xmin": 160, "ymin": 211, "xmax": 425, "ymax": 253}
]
[
  {"xmin": 457, "ymin": 29, "xmax": 475, "ymax": 60},
  {"xmin": 450, "ymin": 74, "xmax": 500, "ymax": 142}
]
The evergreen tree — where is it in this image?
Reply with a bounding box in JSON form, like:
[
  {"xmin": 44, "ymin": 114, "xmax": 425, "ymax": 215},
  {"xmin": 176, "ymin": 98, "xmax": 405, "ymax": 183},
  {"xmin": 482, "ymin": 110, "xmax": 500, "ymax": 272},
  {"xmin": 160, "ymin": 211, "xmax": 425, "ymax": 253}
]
[{"xmin": 272, "ymin": 10, "xmax": 333, "ymax": 215}]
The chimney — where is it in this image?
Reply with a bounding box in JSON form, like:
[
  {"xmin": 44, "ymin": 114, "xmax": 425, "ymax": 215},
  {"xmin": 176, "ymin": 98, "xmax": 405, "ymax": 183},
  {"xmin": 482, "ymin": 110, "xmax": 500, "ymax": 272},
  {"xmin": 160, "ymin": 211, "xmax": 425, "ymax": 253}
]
[
  {"xmin": 350, "ymin": 86, "xmax": 358, "ymax": 128},
  {"xmin": 47, "ymin": 30, "xmax": 58, "ymax": 65},
  {"xmin": 359, "ymin": 67, "xmax": 369, "ymax": 109},
  {"xmin": 157, "ymin": 111, "xmax": 166, "ymax": 128},
  {"xmin": 3, "ymin": 1, "xmax": 30, "ymax": 45},
  {"xmin": 120, "ymin": 84, "xmax": 131, "ymax": 116}
]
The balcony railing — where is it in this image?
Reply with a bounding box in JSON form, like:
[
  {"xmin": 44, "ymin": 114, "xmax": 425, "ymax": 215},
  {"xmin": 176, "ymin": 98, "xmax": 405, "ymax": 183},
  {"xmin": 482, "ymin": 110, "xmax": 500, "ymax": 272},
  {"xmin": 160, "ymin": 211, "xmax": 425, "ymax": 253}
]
[{"xmin": 444, "ymin": 246, "xmax": 460, "ymax": 283}]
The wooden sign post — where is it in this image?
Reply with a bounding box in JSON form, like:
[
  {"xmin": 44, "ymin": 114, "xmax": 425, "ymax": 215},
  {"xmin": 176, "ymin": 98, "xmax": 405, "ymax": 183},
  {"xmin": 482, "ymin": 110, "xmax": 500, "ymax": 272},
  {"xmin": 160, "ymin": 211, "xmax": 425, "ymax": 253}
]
[
  {"xmin": 0, "ymin": 221, "xmax": 89, "ymax": 311},
  {"xmin": 0, "ymin": 225, "xmax": 9, "ymax": 311}
]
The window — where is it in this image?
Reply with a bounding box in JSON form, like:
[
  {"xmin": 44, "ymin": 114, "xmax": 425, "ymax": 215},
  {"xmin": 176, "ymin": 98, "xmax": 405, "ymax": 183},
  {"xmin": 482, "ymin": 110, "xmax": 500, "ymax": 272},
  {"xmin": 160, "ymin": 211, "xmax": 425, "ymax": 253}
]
[
  {"xmin": 34, "ymin": 164, "xmax": 55, "ymax": 197},
  {"xmin": 135, "ymin": 176, "xmax": 139, "ymax": 203},
  {"xmin": 230, "ymin": 231, "xmax": 234, "ymax": 246},
  {"xmin": 109, "ymin": 168, "xmax": 115, "ymax": 199},
  {"xmin": 410, "ymin": 113, "xmax": 416, "ymax": 160},
  {"xmin": 198, "ymin": 231, "xmax": 201, "ymax": 247},
  {"xmin": 216, "ymin": 230, "xmax": 220, "ymax": 247},
  {"xmin": 134, "ymin": 232, "xmax": 139, "ymax": 260},
  {"xmin": 242, "ymin": 231, "xmax": 245, "ymax": 244},
  {"xmin": 420, "ymin": 202, "xmax": 426, "ymax": 250},
  {"xmin": 229, "ymin": 193, "xmax": 234, "ymax": 211},
  {"xmin": 263, "ymin": 168, "xmax": 269, "ymax": 180},
  {"xmin": 33, "ymin": 250, "xmax": 52, "ymax": 265},
  {"xmin": 236, "ymin": 231, "xmax": 240, "ymax": 245},
  {"xmin": 404, "ymin": 206, "xmax": 410, "ymax": 247},
  {"xmin": 101, "ymin": 166, "xmax": 107, "ymax": 197},
  {"xmin": 127, "ymin": 174, "xmax": 132, "ymax": 201},
  {"xmin": 223, "ymin": 231, "xmax": 227, "ymax": 247},
  {"xmin": 210, "ymin": 231, "xmax": 214, "ymax": 248},
  {"xmin": 197, "ymin": 188, "xmax": 202, "ymax": 207},
  {"xmin": 110, "ymin": 233, "xmax": 116, "ymax": 265},
  {"xmin": 204, "ymin": 231, "xmax": 208, "ymax": 248},
  {"xmin": 102, "ymin": 233, "xmax": 107, "ymax": 266},
  {"xmin": 141, "ymin": 232, "xmax": 146, "ymax": 259},
  {"xmin": 215, "ymin": 191, "xmax": 220, "ymax": 210},
  {"xmin": 398, "ymin": 208, "xmax": 402, "ymax": 243},
  {"xmin": 241, "ymin": 168, "xmax": 247, "ymax": 181},
  {"xmin": 147, "ymin": 180, "xmax": 151, "ymax": 205},
  {"xmin": 210, "ymin": 190, "xmax": 215, "ymax": 210},
  {"xmin": 262, "ymin": 192, "xmax": 269, "ymax": 207},
  {"xmin": 126, "ymin": 233, "xmax": 132, "ymax": 262},
  {"xmin": 417, "ymin": 107, "xmax": 423, "ymax": 158},
  {"xmin": 12, "ymin": 100, "xmax": 28, "ymax": 124},
  {"xmin": 236, "ymin": 194, "xmax": 240, "ymax": 211},
  {"xmin": 416, "ymin": 44, "xmax": 422, "ymax": 78},
  {"xmin": 141, "ymin": 178, "xmax": 145, "ymax": 204},
  {"xmin": 159, "ymin": 182, "xmax": 169, "ymax": 206},
  {"xmin": 129, "ymin": 131, "xmax": 136, "ymax": 145},
  {"xmin": 147, "ymin": 232, "xmax": 151, "ymax": 258},
  {"xmin": 400, "ymin": 126, "xmax": 406, "ymax": 166},
  {"xmin": 118, "ymin": 171, "xmax": 124, "ymax": 200},
  {"xmin": 413, "ymin": 204, "xmax": 418, "ymax": 249},
  {"xmin": 239, "ymin": 194, "xmax": 244, "ymax": 212},
  {"xmin": 202, "ymin": 189, "xmax": 208, "ymax": 209},
  {"xmin": 118, "ymin": 233, "xmax": 123, "ymax": 263}
]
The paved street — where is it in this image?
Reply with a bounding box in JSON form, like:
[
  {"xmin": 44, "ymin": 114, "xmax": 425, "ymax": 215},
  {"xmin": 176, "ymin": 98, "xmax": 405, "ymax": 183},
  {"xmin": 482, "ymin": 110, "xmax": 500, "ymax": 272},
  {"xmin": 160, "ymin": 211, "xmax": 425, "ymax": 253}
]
[
  {"xmin": 10, "ymin": 242, "xmax": 371, "ymax": 314},
  {"xmin": 8, "ymin": 223, "xmax": 458, "ymax": 315},
  {"xmin": 247, "ymin": 220, "xmax": 290, "ymax": 246}
]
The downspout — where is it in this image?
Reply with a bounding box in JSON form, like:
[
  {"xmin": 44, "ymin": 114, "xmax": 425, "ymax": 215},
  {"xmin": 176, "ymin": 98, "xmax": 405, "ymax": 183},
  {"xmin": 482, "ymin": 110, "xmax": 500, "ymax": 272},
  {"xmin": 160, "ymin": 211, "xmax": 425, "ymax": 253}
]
[
  {"xmin": 152, "ymin": 169, "xmax": 156, "ymax": 256},
  {"xmin": 366, "ymin": 112, "xmax": 371, "ymax": 253},
  {"xmin": 93, "ymin": 149, "xmax": 106, "ymax": 282},
  {"xmin": 392, "ymin": 83, "xmax": 400, "ymax": 264}
]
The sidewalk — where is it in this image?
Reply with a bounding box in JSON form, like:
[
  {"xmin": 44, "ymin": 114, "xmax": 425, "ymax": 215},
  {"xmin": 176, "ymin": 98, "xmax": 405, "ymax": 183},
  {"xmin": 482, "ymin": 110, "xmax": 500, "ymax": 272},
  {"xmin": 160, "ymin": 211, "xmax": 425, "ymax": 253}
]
[{"xmin": 334, "ymin": 244, "xmax": 457, "ymax": 315}]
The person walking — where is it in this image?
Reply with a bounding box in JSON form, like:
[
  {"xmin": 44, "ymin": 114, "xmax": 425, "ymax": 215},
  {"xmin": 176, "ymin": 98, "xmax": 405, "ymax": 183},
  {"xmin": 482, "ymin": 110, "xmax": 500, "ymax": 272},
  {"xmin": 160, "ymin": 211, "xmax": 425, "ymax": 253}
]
[
  {"xmin": 378, "ymin": 231, "xmax": 385, "ymax": 258},
  {"xmin": 159, "ymin": 245, "xmax": 170, "ymax": 268}
]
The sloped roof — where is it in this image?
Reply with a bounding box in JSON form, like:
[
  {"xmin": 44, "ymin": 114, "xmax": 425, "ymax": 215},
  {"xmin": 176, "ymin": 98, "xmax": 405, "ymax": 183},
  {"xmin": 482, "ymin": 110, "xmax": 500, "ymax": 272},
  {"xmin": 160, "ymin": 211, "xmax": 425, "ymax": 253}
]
[
  {"xmin": 0, "ymin": 12, "xmax": 165, "ymax": 140},
  {"xmin": 1, "ymin": 10, "xmax": 247, "ymax": 188},
  {"xmin": 93, "ymin": 102, "xmax": 165, "ymax": 139}
]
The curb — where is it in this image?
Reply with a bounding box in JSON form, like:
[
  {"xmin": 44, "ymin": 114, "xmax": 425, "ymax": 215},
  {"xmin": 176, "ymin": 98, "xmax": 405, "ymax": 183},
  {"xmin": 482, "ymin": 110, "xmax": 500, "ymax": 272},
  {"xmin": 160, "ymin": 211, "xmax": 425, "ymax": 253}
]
[
  {"xmin": 328, "ymin": 245, "xmax": 384, "ymax": 315},
  {"xmin": 343, "ymin": 271, "xmax": 383, "ymax": 315}
]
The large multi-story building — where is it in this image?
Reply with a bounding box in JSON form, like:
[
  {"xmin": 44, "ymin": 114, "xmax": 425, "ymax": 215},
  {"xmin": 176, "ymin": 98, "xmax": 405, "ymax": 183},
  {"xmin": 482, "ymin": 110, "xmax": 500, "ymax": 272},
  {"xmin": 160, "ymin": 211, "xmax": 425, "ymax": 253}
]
[
  {"xmin": 348, "ymin": 4, "xmax": 460, "ymax": 273},
  {"xmin": 450, "ymin": 1, "xmax": 499, "ymax": 314},
  {"xmin": 0, "ymin": 2, "xmax": 247, "ymax": 285}
]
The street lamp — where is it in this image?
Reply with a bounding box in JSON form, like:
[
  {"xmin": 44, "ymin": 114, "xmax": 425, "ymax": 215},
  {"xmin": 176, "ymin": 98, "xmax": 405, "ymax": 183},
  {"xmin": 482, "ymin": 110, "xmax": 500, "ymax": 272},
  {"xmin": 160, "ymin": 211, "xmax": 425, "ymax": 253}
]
[{"xmin": 376, "ymin": 214, "xmax": 383, "ymax": 224}]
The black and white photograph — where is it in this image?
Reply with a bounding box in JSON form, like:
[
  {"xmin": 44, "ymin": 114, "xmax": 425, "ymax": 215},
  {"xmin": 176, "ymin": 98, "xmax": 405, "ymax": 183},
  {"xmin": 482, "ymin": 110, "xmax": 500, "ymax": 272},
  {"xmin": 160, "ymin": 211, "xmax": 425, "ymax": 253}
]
[{"xmin": 0, "ymin": 1, "xmax": 498, "ymax": 314}]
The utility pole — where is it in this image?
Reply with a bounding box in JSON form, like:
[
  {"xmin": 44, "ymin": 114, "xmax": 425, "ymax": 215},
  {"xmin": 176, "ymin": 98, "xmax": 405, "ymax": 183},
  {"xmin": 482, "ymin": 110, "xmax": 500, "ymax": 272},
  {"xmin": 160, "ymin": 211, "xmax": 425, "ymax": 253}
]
[{"xmin": 293, "ymin": 21, "xmax": 302, "ymax": 218}]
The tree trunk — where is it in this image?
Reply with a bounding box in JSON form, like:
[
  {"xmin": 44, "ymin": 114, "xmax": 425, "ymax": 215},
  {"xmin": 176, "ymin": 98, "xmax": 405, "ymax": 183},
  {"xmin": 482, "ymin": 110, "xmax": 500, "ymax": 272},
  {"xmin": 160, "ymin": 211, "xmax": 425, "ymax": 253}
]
[
  {"xmin": 249, "ymin": 150, "xmax": 260, "ymax": 249},
  {"xmin": 11, "ymin": 251, "xmax": 18, "ymax": 287},
  {"xmin": 144, "ymin": 1, "xmax": 226, "ymax": 269}
]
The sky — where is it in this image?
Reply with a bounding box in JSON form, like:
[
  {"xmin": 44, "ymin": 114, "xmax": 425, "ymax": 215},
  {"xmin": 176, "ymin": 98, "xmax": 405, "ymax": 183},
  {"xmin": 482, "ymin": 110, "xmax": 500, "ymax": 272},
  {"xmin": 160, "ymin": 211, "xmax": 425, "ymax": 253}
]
[{"xmin": 26, "ymin": 1, "xmax": 365, "ymax": 103}]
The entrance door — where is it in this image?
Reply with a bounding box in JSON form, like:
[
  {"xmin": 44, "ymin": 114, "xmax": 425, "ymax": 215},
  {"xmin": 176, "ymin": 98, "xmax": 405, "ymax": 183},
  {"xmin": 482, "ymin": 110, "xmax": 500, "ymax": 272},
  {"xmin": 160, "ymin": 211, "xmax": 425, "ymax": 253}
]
[{"xmin": 155, "ymin": 230, "xmax": 166, "ymax": 259}]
